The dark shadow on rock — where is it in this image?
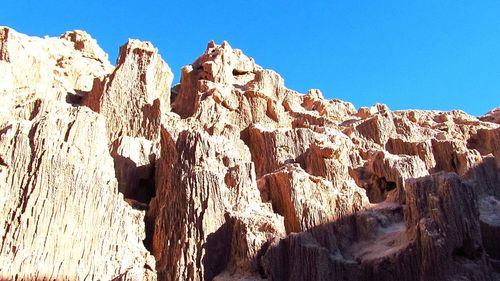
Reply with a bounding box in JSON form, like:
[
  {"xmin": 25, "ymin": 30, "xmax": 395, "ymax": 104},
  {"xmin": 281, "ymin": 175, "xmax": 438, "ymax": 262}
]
[
  {"xmin": 260, "ymin": 157, "xmax": 500, "ymax": 281},
  {"xmin": 464, "ymin": 156, "xmax": 500, "ymax": 197},
  {"xmin": 110, "ymin": 143, "xmax": 156, "ymax": 252},
  {"xmin": 65, "ymin": 92, "xmax": 83, "ymax": 106},
  {"xmin": 65, "ymin": 90, "xmax": 91, "ymax": 107},
  {"xmin": 170, "ymin": 83, "xmax": 180, "ymax": 104},
  {"xmin": 112, "ymin": 153, "xmax": 156, "ymax": 205},
  {"xmin": 202, "ymin": 213, "xmax": 234, "ymax": 281}
]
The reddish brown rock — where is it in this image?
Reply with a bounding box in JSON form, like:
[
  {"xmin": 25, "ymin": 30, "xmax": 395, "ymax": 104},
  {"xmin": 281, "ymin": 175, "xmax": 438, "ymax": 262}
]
[
  {"xmin": 80, "ymin": 38, "xmax": 173, "ymax": 210},
  {"xmin": 246, "ymin": 126, "xmax": 320, "ymax": 177},
  {"xmin": 478, "ymin": 196, "xmax": 500, "ymax": 261},
  {"xmin": 431, "ymin": 139, "xmax": 482, "ymax": 175},
  {"xmin": 480, "ymin": 107, "xmax": 500, "ymax": 124},
  {"xmin": 111, "ymin": 136, "xmax": 156, "ymax": 203},
  {"xmin": 385, "ymin": 138, "xmax": 435, "ymax": 169},
  {"xmin": 261, "ymin": 172, "xmax": 497, "ymax": 281},
  {"xmin": 404, "ymin": 172, "xmax": 492, "ymax": 281},
  {"xmin": 354, "ymin": 104, "xmax": 396, "ymax": 146},
  {"xmin": 358, "ymin": 151, "xmax": 429, "ymax": 203}
]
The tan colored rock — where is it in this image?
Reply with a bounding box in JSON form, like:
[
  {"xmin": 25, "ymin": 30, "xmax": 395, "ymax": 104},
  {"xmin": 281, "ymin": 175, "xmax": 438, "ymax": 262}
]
[
  {"xmin": 0, "ymin": 101, "xmax": 155, "ymax": 280},
  {"xmin": 358, "ymin": 151, "xmax": 429, "ymax": 203},
  {"xmin": 301, "ymin": 89, "xmax": 356, "ymax": 121},
  {"xmin": 171, "ymin": 41, "xmax": 294, "ymax": 130},
  {"xmin": 84, "ymin": 39, "xmax": 173, "ymax": 143},
  {"xmin": 111, "ymin": 136, "xmax": 156, "ymax": 203},
  {"xmin": 258, "ymin": 164, "xmax": 368, "ymax": 233},
  {"xmin": 2, "ymin": 28, "xmax": 500, "ymax": 281},
  {"xmin": 261, "ymin": 202, "xmax": 409, "ymax": 281},
  {"xmin": 80, "ymin": 38, "xmax": 172, "ymax": 209},
  {"xmin": 303, "ymin": 128, "xmax": 354, "ymax": 183},
  {"xmin": 469, "ymin": 127, "xmax": 500, "ymax": 157},
  {"xmin": 281, "ymin": 89, "xmax": 357, "ymax": 128},
  {"xmin": 347, "ymin": 107, "xmax": 496, "ymax": 154},
  {"xmin": 392, "ymin": 109, "xmax": 491, "ymax": 143},
  {"xmin": 224, "ymin": 208, "xmax": 285, "ymax": 276},
  {"xmin": 60, "ymin": 30, "xmax": 110, "ymax": 62},
  {"xmin": 354, "ymin": 105, "xmax": 396, "ymax": 146},
  {"xmin": 246, "ymin": 125, "xmax": 318, "ymax": 177},
  {"xmin": 148, "ymin": 127, "xmax": 284, "ymax": 281},
  {"xmin": 261, "ymin": 172, "xmax": 497, "ymax": 281},
  {"xmin": 385, "ymin": 138, "xmax": 435, "ymax": 169},
  {"xmin": 0, "ymin": 29, "xmax": 157, "ymax": 281},
  {"xmin": 0, "ymin": 27, "xmax": 112, "ymax": 114},
  {"xmin": 246, "ymin": 125, "xmax": 353, "ymax": 179},
  {"xmin": 431, "ymin": 139, "xmax": 482, "ymax": 175}
]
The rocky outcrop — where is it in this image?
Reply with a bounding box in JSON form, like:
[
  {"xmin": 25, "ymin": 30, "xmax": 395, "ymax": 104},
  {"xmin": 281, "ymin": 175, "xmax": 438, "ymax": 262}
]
[
  {"xmin": 260, "ymin": 173, "xmax": 495, "ymax": 281},
  {"xmin": 0, "ymin": 101, "xmax": 155, "ymax": 280},
  {"xmin": 357, "ymin": 151, "xmax": 429, "ymax": 203},
  {"xmin": 480, "ymin": 107, "xmax": 500, "ymax": 124},
  {"xmin": 148, "ymin": 128, "xmax": 285, "ymax": 281},
  {"xmin": 84, "ymin": 39, "xmax": 172, "ymax": 143},
  {"xmin": 258, "ymin": 164, "xmax": 367, "ymax": 233},
  {"xmin": 1, "ymin": 27, "xmax": 500, "ymax": 281},
  {"xmin": 405, "ymin": 173, "xmax": 490, "ymax": 281},
  {"xmin": 0, "ymin": 27, "xmax": 112, "ymax": 113},
  {"xmin": 479, "ymin": 196, "xmax": 500, "ymax": 262},
  {"xmin": 82, "ymin": 37, "xmax": 173, "ymax": 207},
  {"xmin": 171, "ymin": 41, "xmax": 289, "ymax": 128}
]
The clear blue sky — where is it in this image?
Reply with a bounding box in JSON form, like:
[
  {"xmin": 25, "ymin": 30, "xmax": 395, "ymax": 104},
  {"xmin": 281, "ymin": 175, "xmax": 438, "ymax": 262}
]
[{"xmin": 2, "ymin": 1, "xmax": 500, "ymax": 115}]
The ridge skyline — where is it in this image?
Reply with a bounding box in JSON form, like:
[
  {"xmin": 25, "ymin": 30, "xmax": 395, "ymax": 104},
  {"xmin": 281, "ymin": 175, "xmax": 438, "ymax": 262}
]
[{"xmin": 2, "ymin": 1, "xmax": 500, "ymax": 115}]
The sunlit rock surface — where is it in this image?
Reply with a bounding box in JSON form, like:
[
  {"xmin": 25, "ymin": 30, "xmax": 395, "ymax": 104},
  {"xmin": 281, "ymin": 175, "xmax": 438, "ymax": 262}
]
[{"xmin": 1, "ymin": 27, "xmax": 499, "ymax": 280}]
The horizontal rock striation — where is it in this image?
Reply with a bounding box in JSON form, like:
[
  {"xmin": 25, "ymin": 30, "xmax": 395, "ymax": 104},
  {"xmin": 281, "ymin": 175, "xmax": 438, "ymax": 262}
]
[{"xmin": 0, "ymin": 27, "xmax": 499, "ymax": 281}]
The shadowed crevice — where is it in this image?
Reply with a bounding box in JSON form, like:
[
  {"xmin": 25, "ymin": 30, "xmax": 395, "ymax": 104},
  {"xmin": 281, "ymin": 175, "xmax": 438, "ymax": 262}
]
[
  {"xmin": 112, "ymin": 152, "xmax": 156, "ymax": 205},
  {"xmin": 202, "ymin": 215, "xmax": 234, "ymax": 281}
]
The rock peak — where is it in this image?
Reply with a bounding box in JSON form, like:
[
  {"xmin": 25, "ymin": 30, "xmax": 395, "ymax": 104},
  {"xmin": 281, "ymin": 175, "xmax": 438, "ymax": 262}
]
[
  {"xmin": 480, "ymin": 107, "xmax": 500, "ymax": 124},
  {"xmin": 60, "ymin": 29, "xmax": 109, "ymax": 63},
  {"xmin": 116, "ymin": 39, "xmax": 158, "ymax": 65}
]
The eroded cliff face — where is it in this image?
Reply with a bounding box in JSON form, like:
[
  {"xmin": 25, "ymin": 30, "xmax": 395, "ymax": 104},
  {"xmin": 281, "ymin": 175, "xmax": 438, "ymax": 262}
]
[{"xmin": 0, "ymin": 27, "xmax": 499, "ymax": 281}]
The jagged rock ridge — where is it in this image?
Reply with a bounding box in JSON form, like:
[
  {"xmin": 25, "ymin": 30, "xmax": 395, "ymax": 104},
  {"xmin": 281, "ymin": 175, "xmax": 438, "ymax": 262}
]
[{"xmin": 0, "ymin": 27, "xmax": 499, "ymax": 281}]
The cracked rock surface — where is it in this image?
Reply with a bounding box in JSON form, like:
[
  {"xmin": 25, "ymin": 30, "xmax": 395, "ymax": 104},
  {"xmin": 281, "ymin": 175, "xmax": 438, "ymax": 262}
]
[{"xmin": 1, "ymin": 27, "xmax": 500, "ymax": 281}]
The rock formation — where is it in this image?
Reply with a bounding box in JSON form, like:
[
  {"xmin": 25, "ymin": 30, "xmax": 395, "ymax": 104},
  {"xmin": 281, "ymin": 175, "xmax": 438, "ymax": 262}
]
[{"xmin": 1, "ymin": 27, "xmax": 499, "ymax": 281}]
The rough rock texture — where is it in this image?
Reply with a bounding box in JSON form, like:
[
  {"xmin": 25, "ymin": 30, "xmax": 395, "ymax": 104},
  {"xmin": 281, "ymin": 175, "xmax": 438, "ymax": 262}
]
[
  {"xmin": 82, "ymin": 39, "xmax": 173, "ymax": 202},
  {"xmin": 480, "ymin": 107, "xmax": 500, "ymax": 124},
  {"xmin": 147, "ymin": 128, "xmax": 285, "ymax": 281},
  {"xmin": 0, "ymin": 101, "xmax": 156, "ymax": 280},
  {"xmin": 1, "ymin": 27, "xmax": 500, "ymax": 281},
  {"xmin": 0, "ymin": 27, "xmax": 155, "ymax": 280},
  {"xmin": 0, "ymin": 27, "xmax": 112, "ymax": 113},
  {"xmin": 84, "ymin": 39, "xmax": 172, "ymax": 143},
  {"xmin": 258, "ymin": 164, "xmax": 367, "ymax": 233}
]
